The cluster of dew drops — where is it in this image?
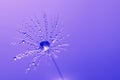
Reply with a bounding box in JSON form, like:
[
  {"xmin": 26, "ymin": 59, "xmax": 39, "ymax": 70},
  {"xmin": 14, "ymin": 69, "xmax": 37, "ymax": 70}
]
[{"xmin": 13, "ymin": 14, "xmax": 70, "ymax": 73}]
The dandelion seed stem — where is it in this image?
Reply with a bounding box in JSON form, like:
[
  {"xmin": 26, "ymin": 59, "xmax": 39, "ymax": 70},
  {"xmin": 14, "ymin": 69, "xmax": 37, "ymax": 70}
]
[{"xmin": 51, "ymin": 56, "xmax": 64, "ymax": 80}]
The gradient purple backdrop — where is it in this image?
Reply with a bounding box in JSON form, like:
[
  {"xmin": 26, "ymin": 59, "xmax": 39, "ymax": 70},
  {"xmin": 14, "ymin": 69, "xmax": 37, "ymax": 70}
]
[{"xmin": 0, "ymin": 0, "xmax": 120, "ymax": 80}]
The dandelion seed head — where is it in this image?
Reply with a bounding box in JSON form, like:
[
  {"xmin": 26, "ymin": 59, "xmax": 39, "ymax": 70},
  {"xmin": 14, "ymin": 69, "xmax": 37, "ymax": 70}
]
[{"xmin": 13, "ymin": 13, "xmax": 69, "ymax": 75}]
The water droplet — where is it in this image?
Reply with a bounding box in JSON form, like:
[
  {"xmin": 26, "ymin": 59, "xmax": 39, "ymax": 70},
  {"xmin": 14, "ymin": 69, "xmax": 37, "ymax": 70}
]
[
  {"xmin": 32, "ymin": 62, "xmax": 35, "ymax": 66},
  {"xmin": 27, "ymin": 68, "xmax": 30, "ymax": 71},
  {"xmin": 21, "ymin": 40, "xmax": 25, "ymax": 43},
  {"xmin": 13, "ymin": 57, "xmax": 17, "ymax": 61}
]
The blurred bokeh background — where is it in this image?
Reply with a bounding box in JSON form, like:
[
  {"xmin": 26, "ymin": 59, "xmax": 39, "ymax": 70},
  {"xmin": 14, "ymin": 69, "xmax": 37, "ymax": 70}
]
[{"xmin": 0, "ymin": 0, "xmax": 120, "ymax": 80}]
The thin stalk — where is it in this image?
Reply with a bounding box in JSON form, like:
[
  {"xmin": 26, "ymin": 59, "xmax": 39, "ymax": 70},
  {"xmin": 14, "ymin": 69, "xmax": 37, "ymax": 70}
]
[{"xmin": 51, "ymin": 56, "xmax": 64, "ymax": 80}]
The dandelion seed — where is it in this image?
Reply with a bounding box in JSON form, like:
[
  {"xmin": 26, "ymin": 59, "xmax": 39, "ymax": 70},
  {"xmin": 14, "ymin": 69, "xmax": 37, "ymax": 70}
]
[{"xmin": 13, "ymin": 13, "xmax": 69, "ymax": 80}]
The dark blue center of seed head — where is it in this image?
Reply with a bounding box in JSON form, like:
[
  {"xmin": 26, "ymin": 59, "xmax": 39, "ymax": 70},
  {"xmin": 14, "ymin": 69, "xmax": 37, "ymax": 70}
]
[{"xmin": 39, "ymin": 41, "xmax": 50, "ymax": 50}]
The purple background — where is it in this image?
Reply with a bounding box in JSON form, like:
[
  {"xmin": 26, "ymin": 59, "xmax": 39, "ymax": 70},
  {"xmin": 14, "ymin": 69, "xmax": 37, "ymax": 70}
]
[{"xmin": 0, "ymin": 0, "xmax": 120, "ymax": 80}]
